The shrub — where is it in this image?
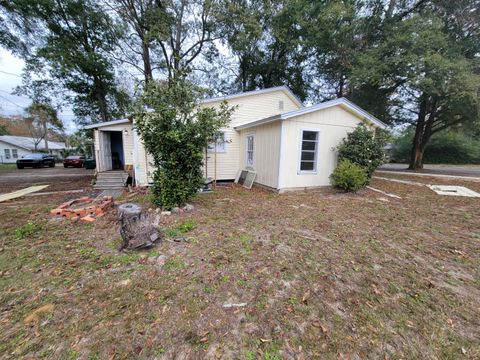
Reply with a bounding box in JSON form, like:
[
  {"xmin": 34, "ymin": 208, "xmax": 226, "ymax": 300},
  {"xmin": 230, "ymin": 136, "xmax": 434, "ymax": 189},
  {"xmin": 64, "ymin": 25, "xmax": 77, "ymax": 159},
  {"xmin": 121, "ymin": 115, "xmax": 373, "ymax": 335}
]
[
  {"xmin": 337, "ymin": 124, "xmax": 388, "ymax": 177},
  {"xmin": 134, "ymin": 76, "xmax": 234, "ymax": 209},
  {"xmin": 330, "ymin": 160, "xmax": 369, "ymax": 192}
]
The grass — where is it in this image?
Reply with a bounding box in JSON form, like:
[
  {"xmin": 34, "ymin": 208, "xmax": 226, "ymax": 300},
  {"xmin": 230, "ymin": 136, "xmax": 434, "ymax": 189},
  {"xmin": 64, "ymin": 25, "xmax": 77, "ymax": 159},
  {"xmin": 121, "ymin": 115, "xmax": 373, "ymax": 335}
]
[
  {"xmin": 0, "ymin": 163, "xmax": 16, "ymax": 170},
  {"xmin": 0, "ymin": 176, "xmax": 479, "ymax": 358}
]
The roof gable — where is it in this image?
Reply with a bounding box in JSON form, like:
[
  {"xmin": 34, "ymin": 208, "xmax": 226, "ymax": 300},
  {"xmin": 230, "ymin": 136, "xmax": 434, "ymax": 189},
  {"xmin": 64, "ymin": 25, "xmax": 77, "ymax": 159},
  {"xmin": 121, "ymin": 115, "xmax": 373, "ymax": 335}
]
[
  {"xmin": 235, "ymin": 97, "xmax": 387, "ymax": 130},
  {"xmin": 201, "ymin": 86, "xmax": 303, "ymax": 108}
]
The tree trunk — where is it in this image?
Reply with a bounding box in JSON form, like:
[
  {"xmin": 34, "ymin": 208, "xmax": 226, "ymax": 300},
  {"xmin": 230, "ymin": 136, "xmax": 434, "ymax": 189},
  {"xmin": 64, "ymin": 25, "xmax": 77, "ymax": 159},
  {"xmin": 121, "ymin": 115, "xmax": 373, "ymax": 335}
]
[
  {"xmin": 408, "ymin": 96, "xmax": 434, "ymax": 170},
  {"xmin": 142, "ymin": 41, "xmax": 153, "ymax": 84},
  {"xmin": 43, "ymin": 120, "xmax": 49, "ymax": 151}
]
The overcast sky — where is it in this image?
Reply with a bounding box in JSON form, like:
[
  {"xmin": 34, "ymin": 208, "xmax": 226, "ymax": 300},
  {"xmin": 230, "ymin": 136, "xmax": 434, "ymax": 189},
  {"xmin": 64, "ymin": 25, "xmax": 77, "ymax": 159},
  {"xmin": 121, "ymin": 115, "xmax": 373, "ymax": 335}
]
[{"xmin": 0, "ymin": 48, "xmax": 78, "ymax": 134}]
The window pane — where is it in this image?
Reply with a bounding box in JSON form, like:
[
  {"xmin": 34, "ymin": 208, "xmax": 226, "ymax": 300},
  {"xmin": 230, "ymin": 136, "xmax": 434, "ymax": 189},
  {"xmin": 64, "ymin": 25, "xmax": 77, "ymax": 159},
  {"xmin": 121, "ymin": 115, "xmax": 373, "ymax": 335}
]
[
  {"xmin": 300, "ymin": 161, "xmax": 314, "ymax": 171},
  {"xmin": 301, "ymin": 151, "xmax": 315, "ymax": 161},
  {"xmin": 302, "ymin": 131, "xmax": 317, "ymax": 141},
  {"xmin": 302, "ymin": 141, "xmax": 316, "ymax": 151}
]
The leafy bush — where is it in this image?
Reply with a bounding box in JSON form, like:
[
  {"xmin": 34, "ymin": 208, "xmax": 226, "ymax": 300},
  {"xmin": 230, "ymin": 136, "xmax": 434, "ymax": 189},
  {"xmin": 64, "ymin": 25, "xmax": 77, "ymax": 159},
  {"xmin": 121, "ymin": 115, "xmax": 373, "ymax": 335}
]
[
  {"xmin": 391, "ymin": 129, "xmax": 480, "ymax": 164},
  {"xmin": 134, "ymin": 76, "xmax": 234, "ymax": 209},
  {"xmin": 330, "ymin": 160, "xmax": 369, "ymax": 192},
  {"xmin": 337, "ymin": 124, "xmax": 388, "ymax": 177}
]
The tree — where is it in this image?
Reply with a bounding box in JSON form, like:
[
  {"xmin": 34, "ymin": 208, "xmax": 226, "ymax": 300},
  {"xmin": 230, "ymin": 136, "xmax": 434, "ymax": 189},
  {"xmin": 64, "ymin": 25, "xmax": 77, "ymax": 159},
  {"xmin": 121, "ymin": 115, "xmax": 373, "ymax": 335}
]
[
  {"xmin": 109, "ymin": 0, "xmax": 169, "ymax": 85},
  {"xmin": 68, "ymin": 129, "xmax": 94, "ymax": 156},
  {"xmin": 134, "ymin": 74, "xmax": 234, "ymax": 209},
  {"xmin": 219, "ymin": 0, "xmax": 310, "ymax": 100},
  {"xmin": 0, "ymin": 123, "xmax": 9, "ymax": 135},
  {"xmin": 354, "ymin": 13, "xmax": 480, "ymax": 169},
  {"xmin": 1, "ymin": 0, "xmax": 129, "ymax": 124},
  {"xmin": 25, "ymin": 102, "xmax": 63, "ymax": 151}
]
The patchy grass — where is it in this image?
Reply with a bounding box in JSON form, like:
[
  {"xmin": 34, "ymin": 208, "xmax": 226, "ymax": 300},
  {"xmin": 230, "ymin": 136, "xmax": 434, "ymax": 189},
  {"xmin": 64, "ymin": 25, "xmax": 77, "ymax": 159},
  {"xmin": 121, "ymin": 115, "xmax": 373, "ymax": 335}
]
[
  {"xmin": 0, "ymin": 177, "xmax": 479, "ymax": 359},
  {"xmin": 0, "ymin": 163, "xmax": 16, "ymax": 170}
]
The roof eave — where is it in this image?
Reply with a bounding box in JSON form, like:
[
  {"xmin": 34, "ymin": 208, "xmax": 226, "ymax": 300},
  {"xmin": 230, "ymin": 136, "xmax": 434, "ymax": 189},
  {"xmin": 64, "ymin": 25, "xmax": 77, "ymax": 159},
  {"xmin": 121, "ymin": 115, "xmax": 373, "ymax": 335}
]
[
  {"xmin": 83, "ymin": 118, "xmax": 131, "ymax": 130},
  {"xmin": 234, "ymin": 114, "xmax": 282, "ymax": 130}
]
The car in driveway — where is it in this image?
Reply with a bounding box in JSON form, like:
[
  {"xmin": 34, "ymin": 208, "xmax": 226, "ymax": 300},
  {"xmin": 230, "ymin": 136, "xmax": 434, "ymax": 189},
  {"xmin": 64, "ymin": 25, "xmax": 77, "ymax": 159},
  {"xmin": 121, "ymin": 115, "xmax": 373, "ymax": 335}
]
[
  {"xmin": 16, "ymin": 153, "xmax": 56, "ymax": 169},
  {"xmin": 63, "ymin": 155, "xmax": 86, "ymax": 168}
]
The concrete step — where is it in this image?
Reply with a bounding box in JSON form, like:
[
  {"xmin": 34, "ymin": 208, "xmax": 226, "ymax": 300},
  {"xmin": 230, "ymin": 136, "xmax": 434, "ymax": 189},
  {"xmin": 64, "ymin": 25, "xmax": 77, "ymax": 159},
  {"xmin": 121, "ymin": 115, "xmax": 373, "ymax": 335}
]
[{"xmin": 94, "ymin": 184, "xmax": 125, "ymax": 190}]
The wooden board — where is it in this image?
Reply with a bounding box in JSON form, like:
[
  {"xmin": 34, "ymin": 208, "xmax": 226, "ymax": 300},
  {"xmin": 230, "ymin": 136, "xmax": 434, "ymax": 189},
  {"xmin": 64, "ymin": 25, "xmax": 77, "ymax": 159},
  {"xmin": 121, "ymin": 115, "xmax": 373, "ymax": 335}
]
[{"xmin": 0, "ymin": 185, "xmax": 49, "ymax": 203}]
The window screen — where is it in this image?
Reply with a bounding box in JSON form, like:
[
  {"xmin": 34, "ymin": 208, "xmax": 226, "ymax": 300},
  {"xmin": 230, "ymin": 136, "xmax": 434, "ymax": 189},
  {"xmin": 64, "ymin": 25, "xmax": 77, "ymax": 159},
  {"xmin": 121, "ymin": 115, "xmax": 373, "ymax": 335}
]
[
  {"xmin": 246, "ymin": 135, "xmax": 254, "ymax": 167},
  {"xmin": 300, "ymin": 131, "xmax": 318, "ymax": 172}
]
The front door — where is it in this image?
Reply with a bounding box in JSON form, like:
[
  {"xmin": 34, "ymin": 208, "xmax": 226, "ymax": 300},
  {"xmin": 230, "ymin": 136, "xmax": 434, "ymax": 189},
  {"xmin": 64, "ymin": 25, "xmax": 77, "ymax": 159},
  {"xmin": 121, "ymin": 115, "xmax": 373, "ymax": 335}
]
[{"xmin": 98, "ymin": 131, "xmax": 112, "ymax": 171}]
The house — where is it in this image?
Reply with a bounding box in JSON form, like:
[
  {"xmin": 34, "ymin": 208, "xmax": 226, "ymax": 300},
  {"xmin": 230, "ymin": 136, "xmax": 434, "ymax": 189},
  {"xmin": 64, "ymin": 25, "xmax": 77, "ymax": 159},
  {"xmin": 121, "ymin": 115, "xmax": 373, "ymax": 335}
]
[
  {"xmin": 0, "ymin": 135, "xmax": 68, "ymax": 163},
  {"xmin": 85, "ymin": 86, "xmax": 386, "ymax": 191}
]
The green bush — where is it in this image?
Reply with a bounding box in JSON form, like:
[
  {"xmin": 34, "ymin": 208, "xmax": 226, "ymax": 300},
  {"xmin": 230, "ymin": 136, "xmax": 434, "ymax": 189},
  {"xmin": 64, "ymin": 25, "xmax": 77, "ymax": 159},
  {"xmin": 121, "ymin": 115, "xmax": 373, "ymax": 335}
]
[
  {"xmin": 337, "ymin": 124, "xmax": 388, "ymax": 177},
  {"xmin": 391, "ymin": 129, "xmax": 480, "ymax": 164},
  {"xmin": 330, "ymin": 160, "xmax": 369, "ymax": 192},
  {"xmin": 134, "ymin": 76, "xmax": 234, "ymax": 209}
]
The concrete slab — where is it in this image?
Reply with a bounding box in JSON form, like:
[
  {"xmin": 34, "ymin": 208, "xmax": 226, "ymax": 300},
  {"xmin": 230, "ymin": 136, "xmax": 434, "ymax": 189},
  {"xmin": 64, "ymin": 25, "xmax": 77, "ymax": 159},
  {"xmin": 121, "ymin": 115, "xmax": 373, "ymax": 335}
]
[{"xmin": 98, "ymin": 189, "xmax": 124, "ymax": 198}]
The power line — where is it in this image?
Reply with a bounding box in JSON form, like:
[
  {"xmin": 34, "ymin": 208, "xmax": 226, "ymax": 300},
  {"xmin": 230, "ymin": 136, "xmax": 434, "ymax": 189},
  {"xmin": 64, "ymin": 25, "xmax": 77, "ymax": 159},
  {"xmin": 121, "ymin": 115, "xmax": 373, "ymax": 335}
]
[
  {"xmin": 0, "ymin": 94, "xmax": 24, "ymax": 108},
  {"xmin": 0, "ymin": 70, "xmax": 22, "ymax": 77}
]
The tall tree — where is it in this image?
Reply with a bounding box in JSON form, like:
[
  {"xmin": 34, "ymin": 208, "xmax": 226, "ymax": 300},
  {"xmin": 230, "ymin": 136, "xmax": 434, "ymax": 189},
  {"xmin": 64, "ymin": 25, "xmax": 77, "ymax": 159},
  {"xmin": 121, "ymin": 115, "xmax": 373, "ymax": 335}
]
[
  {"xmin": 25, "ymin": 102, "xmax": 63, "ymax": 151},
  {"xmin": 354, "ymin": 12, "xmax": 480, "ymax": 169},
  {"xmin": 1, "ymin": 0, "xmax": 129, "ymax": 124}
]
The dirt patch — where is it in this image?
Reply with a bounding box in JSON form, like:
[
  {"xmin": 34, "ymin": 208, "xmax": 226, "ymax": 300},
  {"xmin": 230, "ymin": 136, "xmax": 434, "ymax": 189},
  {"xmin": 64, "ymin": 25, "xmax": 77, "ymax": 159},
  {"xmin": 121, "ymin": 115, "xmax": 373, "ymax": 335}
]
[{"xmin": 0, "ymin": 177, "xmax": 479, "ymax": 359}]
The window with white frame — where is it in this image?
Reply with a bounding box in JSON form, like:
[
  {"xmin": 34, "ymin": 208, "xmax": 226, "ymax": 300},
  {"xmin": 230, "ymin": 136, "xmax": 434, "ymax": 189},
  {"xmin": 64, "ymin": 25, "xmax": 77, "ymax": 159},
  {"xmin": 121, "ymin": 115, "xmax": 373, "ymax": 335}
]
[
  {"xmin": 299, "ymin": 130, "xmax": 319, "ymax": 172},
  {"xmin": 4, "ymin": 149, "xmax": 11, "ymax": 159},
  {"xmin": 12, "ymin": 149, "xmax": 18, "ymax": 158},
  {"xmin": 246, "ymin": 134, "xmax": 254, "ymax": 167},
  {"xmin": 207, "ymin": 131, "xmax": 226, "ymax": 153}
]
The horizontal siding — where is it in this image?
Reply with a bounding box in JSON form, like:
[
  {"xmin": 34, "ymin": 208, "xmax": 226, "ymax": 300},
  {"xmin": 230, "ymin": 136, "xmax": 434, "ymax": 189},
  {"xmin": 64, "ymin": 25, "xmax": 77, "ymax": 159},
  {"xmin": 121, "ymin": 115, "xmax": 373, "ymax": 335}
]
[
  {"xmin": 0, "ymin": 141, "xmax": 31, "ymax": 163},
  {"xmin": 280, "ymin": 106, "xmax": 362, "ymax": 189},
  {"xmin": 203, "ymin": 90, "xmax": 300, "ymax": 180}
]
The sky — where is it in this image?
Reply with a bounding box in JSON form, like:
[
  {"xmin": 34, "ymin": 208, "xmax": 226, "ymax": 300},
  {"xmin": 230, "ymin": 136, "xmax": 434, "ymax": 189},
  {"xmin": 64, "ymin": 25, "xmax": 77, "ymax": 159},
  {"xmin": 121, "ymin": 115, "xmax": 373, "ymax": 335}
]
[{"xmin": 0, "ymin": 48, "xmax": 79, "ymax": 134}]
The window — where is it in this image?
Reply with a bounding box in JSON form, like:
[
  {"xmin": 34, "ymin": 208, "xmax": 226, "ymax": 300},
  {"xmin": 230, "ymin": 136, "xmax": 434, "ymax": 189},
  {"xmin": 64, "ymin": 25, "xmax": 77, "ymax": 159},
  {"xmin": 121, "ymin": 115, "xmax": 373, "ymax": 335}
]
[
  {"xmin": 12, "ymin": 149, "xmax": 18, "ymax": 159},
  {"xmin": 299, "ymin": 130, "xmax": 319, "ymax": 173},
  {"xmin": 207, "ymin": 132, "xmax": 226, "ymax": 153},
  {"xmin": 246, "ymin": 134, "xmax": 254, "ymax": 167},
  {"xmin": 4, "ymin": 149, "xmax": 10, "ymax": 160}
]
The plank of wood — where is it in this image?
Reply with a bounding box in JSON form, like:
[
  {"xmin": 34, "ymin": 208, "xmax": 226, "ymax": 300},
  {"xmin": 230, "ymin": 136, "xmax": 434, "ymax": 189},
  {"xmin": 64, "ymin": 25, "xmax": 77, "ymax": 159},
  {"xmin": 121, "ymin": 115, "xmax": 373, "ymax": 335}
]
[{"xmin": 0, "ymin": 185, "xmax": 49, "ymax": 202}]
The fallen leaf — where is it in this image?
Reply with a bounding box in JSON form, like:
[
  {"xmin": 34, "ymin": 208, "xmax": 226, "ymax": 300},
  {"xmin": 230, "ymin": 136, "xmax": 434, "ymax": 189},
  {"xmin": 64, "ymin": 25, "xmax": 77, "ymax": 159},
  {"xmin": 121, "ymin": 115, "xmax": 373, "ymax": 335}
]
[{"xmin": 24, "ymin": 304, "xmax": 54, "ymax": 324}]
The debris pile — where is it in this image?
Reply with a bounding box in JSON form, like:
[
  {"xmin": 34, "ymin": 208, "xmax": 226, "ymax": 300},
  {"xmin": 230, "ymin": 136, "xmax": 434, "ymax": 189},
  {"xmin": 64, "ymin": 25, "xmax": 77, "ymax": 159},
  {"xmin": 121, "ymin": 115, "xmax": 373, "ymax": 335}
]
[
  {"xmin": 118, "ymin": 203, "xmax": 162, "ymax": 250},
  {"xmin": 50, "ymin": 196, "xmax": 114, "ymax": 222}
]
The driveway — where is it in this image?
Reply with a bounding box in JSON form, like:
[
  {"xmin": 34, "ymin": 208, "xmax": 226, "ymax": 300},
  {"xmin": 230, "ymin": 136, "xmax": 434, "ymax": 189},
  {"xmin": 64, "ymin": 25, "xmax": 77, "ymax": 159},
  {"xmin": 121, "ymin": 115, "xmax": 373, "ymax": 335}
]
[
  {"xmin": 0, "ymin": 166, "xmax": 94, "ymax": 194},
  {"xmin": 379, "ymin": 163, "xmax": 480, "ymax": 178}
]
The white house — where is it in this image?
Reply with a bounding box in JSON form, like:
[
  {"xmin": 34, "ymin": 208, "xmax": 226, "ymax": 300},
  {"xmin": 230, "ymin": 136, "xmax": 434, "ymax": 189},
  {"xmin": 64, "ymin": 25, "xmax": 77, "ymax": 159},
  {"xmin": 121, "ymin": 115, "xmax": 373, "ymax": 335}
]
[
  {"xmin": 0, "ymin": 135, "xmax": 68, "ymax": 163},
  {"xmin": 85, "ymin": 86, "xmax": 387, "ymax": 192}
]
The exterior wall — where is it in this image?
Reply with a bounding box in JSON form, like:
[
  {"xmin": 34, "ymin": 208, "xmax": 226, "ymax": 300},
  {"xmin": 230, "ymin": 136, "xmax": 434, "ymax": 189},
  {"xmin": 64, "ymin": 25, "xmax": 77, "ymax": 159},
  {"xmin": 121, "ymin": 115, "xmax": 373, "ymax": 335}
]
[
  {"xmin": 239, "ymin": 122, "xmax": 282, "ymax": 188},
  {"xmin": 132, "ymin": 130, "xmax": 154, "ymax": 186},
  {"xmin": 93, "ymin": 123, "xmax": 134, "ymax": 170},
  {"xmin": 0, "ymin": 141, "xmax": 30, "ymax": 163},
  {"xmin": 202, "ymin": 90, "xmax": 300, "ymax": 180},
  {"xmin": 279, "ymin": 106, "xmax": 363, "ymax": 190}
]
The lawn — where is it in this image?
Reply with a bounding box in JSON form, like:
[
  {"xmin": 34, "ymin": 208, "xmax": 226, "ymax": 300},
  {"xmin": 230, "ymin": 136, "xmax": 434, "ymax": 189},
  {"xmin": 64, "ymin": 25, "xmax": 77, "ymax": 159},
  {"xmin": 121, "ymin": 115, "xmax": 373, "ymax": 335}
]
[
  {"xmin": 0, "ymin": 163, "xmax": 16, "ymax": 170},
  {"xmin": 0, "ymin": 176, "xmax": 479, "ymax": 359}
]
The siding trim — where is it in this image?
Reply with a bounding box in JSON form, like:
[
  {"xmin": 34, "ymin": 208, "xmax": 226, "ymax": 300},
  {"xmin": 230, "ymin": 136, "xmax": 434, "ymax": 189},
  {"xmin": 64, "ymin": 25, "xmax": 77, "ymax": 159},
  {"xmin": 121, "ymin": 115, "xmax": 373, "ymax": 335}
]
[{"xmin": 277, "ymin": 122, "xmax": 285, "ymax": 189}]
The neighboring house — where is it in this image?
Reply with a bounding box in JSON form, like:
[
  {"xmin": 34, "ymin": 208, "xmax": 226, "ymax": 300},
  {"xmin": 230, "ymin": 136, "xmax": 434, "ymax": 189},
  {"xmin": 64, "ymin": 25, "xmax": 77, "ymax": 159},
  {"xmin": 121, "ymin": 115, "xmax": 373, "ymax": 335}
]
[
  {"xmin": 0, "ymin": 135, "xmax": 68, "ymax": 163},
  {"xmin": 85, "ymin": 86, "xmax": 386, "ymax": 191}
]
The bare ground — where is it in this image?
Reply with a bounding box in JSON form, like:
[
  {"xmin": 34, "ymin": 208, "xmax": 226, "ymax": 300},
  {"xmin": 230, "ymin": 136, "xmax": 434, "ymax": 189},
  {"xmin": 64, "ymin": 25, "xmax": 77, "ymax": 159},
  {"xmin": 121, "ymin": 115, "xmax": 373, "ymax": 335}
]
[{"xmin": 0, "ymin": 174, "xmax": 479, "ymax": 359}]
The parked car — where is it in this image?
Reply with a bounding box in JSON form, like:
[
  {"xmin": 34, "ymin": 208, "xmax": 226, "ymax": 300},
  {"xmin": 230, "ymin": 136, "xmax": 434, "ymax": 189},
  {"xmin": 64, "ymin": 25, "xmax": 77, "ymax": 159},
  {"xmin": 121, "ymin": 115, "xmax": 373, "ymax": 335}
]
[
  {"xmin": 16, "ymin": 153, "xmax": 56, "ymax": 169},
  {"xmin": 63, "ymin": 155, "xmax": 86, "ymax": 168}
]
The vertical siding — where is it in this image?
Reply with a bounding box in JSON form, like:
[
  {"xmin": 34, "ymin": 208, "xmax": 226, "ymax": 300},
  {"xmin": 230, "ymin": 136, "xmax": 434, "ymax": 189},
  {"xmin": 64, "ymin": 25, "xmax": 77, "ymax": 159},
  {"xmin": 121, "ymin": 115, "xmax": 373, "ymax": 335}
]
[
  {"xmin": 202, "ymin": 90, "xmax": 300, "ymax": 180},
  {"xmin": 280, "ymin": 106, "xmax": 362, "ymax": 189},
  {"xmin": 239, "ymin": 121, "xmax": 282, "ymax": 188}
]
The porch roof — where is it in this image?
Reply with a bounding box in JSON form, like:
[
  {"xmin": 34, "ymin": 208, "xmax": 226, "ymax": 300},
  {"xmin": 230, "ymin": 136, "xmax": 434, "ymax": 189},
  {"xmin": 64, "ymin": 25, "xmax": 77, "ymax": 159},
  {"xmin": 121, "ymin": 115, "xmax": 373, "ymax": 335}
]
[{"xmin": 83, "ymin": 119, "xmax": 131, "ymax": 130}]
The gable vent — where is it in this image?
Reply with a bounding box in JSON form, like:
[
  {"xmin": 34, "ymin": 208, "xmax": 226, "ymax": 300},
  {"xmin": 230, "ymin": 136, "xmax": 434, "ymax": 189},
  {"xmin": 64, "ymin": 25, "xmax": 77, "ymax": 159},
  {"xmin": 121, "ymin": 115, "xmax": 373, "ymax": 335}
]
[{"xmin": 279, "ymin": 100, "xmax": 284, "ymax": 111}]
